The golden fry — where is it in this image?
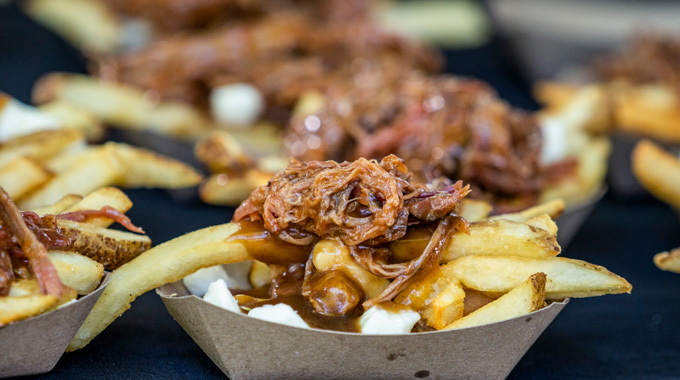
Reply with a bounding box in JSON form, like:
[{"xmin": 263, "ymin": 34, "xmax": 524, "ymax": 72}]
[
  {"xmin": 0, "ymin": 157, "xmax": 51, "ymax": 201},
  {"xmin": 444, "ymin": 273, "xmax": 546, "ymax": 330},
  {"xmin": 48, "ymin": 250, "xmax": 104, "ymax": 295},
  {"xmin": 448, "ymin": 256, "xmax": 632, "ymax": 299},
  {"xmin": 57, "ymin": 219, "xmax": 151, "ymax": 270},
  {"xmin": 632, "ymin": 140, "xmax": 680, "ymax": 209},
  {"xmin": 654, "ymin": 248, "xmax": 680, "ymax": 274},
  {"xmin": 69, "ymin": 223, "xmax": 249, "ymax": 351}
]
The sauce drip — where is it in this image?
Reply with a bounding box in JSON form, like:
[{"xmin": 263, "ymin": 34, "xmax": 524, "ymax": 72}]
[{"xmin": 228, "ymin": 220, "xmax": 312, "ymax": 265}]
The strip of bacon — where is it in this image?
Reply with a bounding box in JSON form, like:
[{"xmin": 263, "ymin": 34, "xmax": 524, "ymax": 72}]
[{"xmin": 56, "ymin": 206, "xmax": 145, "ymax": 234}]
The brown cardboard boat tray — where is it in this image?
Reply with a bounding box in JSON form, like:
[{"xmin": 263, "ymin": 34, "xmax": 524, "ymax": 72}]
[
  {"xmin": 0, "ymin": 272, "xmax": 111, "ymax": 378},
  {"xmin": 158, "ymin": 280, "xmax": 568, "ymax": 380}
]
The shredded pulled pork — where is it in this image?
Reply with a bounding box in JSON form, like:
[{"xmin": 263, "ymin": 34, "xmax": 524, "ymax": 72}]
[
  {"xmin": 0, "ymin": 204, "xmax": 145, "ymax": 296},
  {"xmin": 102, "ymin": 0, "xmax": 370, "ymax": 34},
  {"xmin": 56, "ymin": 206, "xmax": 145, "ymax": 234},
  {"xmin": 0, "ymin": 249, "xmax": 13, "ymax": 296},
  {"xmin": 19, "ymin": 207, "xmax": 146, "ymax": 252},
  {"xmin": 0, "ymin": 188, "xmax": 67, "ymax": 297},
  {"xmin": 97, "ymin": 9, "xmax": 440, "ymax": 121},
  {"xmin": 235, "ymin": 155, "xmax": 472, "ymax": 316},
  {"xmin": 595, "ymin": 34, "xmax": 680, "ymax": 94},
  {"xmin": 234, "ymin": 155, "xmax": 470, "ymax": 246},
  {"xmin": 352, "ymin": 214, "xmax": 469, "ymax": 309},
  {"xmin": 285, "ymin": 74, "xmax": 551, "ymax": 212}
]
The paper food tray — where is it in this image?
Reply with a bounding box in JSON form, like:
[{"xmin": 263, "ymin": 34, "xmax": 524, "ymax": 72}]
[
  {"xmin": 0, "ymin": 272, "xmax": 111, "ymax": 378},
  {"xmin": 158, "ymin": 280, "xmax": 568, "ymax": 380}
]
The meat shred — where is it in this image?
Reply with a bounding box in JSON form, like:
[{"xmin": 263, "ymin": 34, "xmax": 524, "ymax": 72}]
[
  {"xmin": 285, "ymin": 74, "xmax": 552, "ymax": 212},
  {"xmin": 0, "ymin": 204, "xmax": 145, "ymax": 296},
  {"xmin": 97, "ymin": 9, "xmax": 440, "ymax": 119},
  {"xmin": 234, "ymin": 155, "xmax": 470, "ymax": 246},
  {"xmin": 595, "ymin": 34, "xmax": 680, "ymax": 94}
]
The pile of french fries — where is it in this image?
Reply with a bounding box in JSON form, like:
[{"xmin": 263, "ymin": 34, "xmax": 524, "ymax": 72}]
[
  {"xmin": 534, "ymin": 85, "xmax": 612, "ymax": 208},
  {"xmin": 67, "ymin": 197, "xmax": 630, "ymax": 349},
  {"xmin": 631, "ymin": 140, "xmax": 680, "ymax": 273},
  {"xmin": 0, "ymin": 103, "xmax": 202, "ymax": 209},
  {"xmin": 2, "ymin": 187, "xmax": 150, "ymax": 326},
  {"xmin": 536, "ymin": 81, "xmax": 680, "ymax": 145}
]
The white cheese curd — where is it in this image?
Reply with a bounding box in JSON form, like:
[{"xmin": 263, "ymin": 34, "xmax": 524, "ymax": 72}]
[
  {"xmin": 183, "ymin": 265, "xmax": 229, "ymax": 296},
  {"xmin": 0, "ymin": 99, "xmax": 60, "ymax": 142},
  {"xmin": 202, "ymin": 279, "xmax": 243, "ymax": 314},
  {"xmin": 210, "ymin": 83, "xmax": 264, "ymax": 126},
  {"xmin": 359, "ymin": 305, "xmax": 421, "ymax": 335},
  {"xmin": 118, "ymin": 18, "xmax": 152, "ymax": 52},
  {"xmin": 221, "ymin": 261, "xmax": 253, "ymax": 290},
  {"xmin": 248, "ymin": 304, "xmax": 310, "ymax": 329},
  {"xmin": 183, "ymin": 262, "xmax": 253, "ymax": 297},
  {"xmin": 539, "ymin": 116, "xmax": 568, "ymax": 165}
]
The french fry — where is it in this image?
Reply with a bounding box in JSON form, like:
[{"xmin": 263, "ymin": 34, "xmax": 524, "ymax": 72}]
[
  {"xmin": 18, "ymin": 142, "xmax": 202, "ymax": 209},
  {"xmin": 455, "ymin": 198, "xmax": 493, "ymax": 222},
  {"xmin": 395, "ymin": 265, "xmax": 465, "ymax": 330},
  {"xmin": 42, "ymin": 146, "xmax": 99, "ymax": 174},
  {"xmin": 7, "ymin": 279, "xmax": 42, "ymax": 297},
  {"xmin": 447, "ymin": 256, "xmax": 632, "ymax": 299},
  {"xmin": 312, "ymin": 240, "xmax": 390, "ymax": 299},
  {"xmin": 48, "ymin": 250, "xmax": 104, "ymax": 295},
  {"xmin": 444, "ymin": 273, "xmax": 546, "ymax": 330},
  {"xmin": 0, "ymin": 129, "xmax": 84, "ymax": 168},
  {"xmin": 31, "ymin": 194, "xmax": 83, "ymax": 215},
  {"xmin": 249, "ymin": 260, "xmax": 271, "ymax": 288},
  {"xmin": 69, "ymin": 223, "xmax": 250, "ymax": 351},
  {"xmin": 62, "ymin": 187, "xmax": 132, "ymax": 227},
  {"xmin": 654, "ymin": 248, "xmax": 680, "ymax": 274},
  {"xmin": 104, "ymin": 143, "xmax": 203, "ymax": 188},
  {"xmin": 538, "ymin": 81, "xmax": 680, "ymax": 144},
  {"xmin": 19, "ymin": 149, "xmax": 121, "ymax": 209},
  {"xmin": 632, "ymin": 140, "xmax": 680, "ymax": 209},
  {"xmin": 389, "ymin": 218, "xmax": 560, "ymax": 263},
  {"xmin": 539, "ymin": 84, "xmax": 613, "ymax": 134},
  {"xmin": 430, "ymin": 281, "xmax": 467, "ymax": 329},
  {"xmin": 442, "ymin": 219, "xmax": 561, "ymax": 262},
  {"xmin": 227, "ymin": 123, "xmax": 285, "ymax": 158},
  {"xmin": 490, "ymin": 199, "xmax": 565, "ymax": 223},
  {"xmin": 39, "ymin": 100, "xmax": 105, "ymax": 141},
  {"xmin": 524, "ymin": 214, "xmax": 559, "ymax": 237},
  {"xmin": 199, "ymin": 170, "xmax": 272, "ymax": 207},
  {"xmin": 615, "ymin": 84, "xmax": 680, "ymax": 144},
  {"xmin": 24, "ymin": 0, "xmax": 122, "ymax": 54},
  {"xmin": 33, "ymin": 73, "xmax": 215, "ymax": 139},
  {"xmin": 539, "ymin": 137, "xmax": 610, "ymax": 208},
  {"xmin": 0, "ymin": 294, "xmax": 59, "ymax": 326},
  {"xmin": 534, "ymin": 81, "xmax": 580, "ymax": 110},
  {"xmin": 0, "ymin": 157, "xmax": 51, "ymax": 200},
  {"xmin": 195, "ymin": 131, "xmax": 253, "ymax": 173},
  {"xmin": 374, "ymin": 0, "xmax": 490, "ymax": 48},
  {"xmin": 56, "ymin": 219, "xmax": 152, "ymax": 270}
]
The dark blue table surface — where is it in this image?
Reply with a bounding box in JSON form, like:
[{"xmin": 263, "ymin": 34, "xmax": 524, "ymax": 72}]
[{"xmin": 2, "ymin": 3, "xmax": 680, "ymax": 379}]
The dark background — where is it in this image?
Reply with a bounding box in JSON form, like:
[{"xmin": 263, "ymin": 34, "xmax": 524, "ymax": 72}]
[{"xmin": 1, "ymin": 2, "xmax": 680, "ymax": 379}]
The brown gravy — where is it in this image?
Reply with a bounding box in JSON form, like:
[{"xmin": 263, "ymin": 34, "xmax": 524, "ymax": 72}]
[
  {"xmin": 228, "ymin": 220, "xmax": 312, "ymax": 265},
  {"xmin": 235, "ymin": 290, "xmax": 363, "ymax": 333}
]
